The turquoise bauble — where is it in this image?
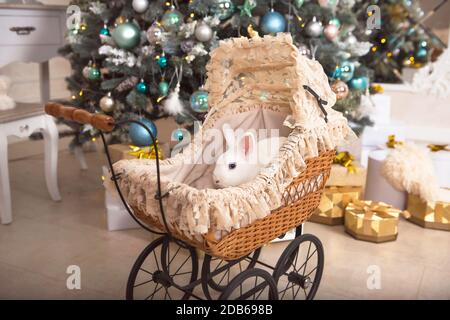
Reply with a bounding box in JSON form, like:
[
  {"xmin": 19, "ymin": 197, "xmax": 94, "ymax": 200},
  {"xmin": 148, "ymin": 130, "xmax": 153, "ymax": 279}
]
[
  {"xmin": 210, "ymin": 0, "xmax": 235, "ymax": 20},
  {"xmin": 156, "ymin": 55, "xmax": 168, "ymax": 68},
  {"xmin": 190, "ymin": 90, "xmax": 209, "ymax": 113},
  {"xmin": 329, "ymin": 17, "xmax": 341, "ymax": 28},
  {"xmin": 161, "ymin": 9, "xmax": 183, "ymax": 31},
  {"xmin": 129, "ymin": 118, "xmax": 157, "ymax": 146},
  {"xmin": 348, "ymin": 76, "xmax": 369, "ymax": 91},
  {"xmin": 100, "ymin": 26, "xmax": 110, "ymax": 36},
  {"xmin": 158, "ymin": 81, "xmax": 169, "ymax": 96},
  {"xmin": 88, "ymin": 67, "xmax": 101, "ymax": 80},
  {"xmin": 294, "ymin": 0, "xmax": 305, "ymax": 9},
  {"xmin": 136, "ymin": 80, "xmax": 147, "ymax": 93},
  {"xmin": 261, "ymin": 10, "xmax": 286, "ymax": 34},
  {"xmin": 339, "ymin": 61, "xmax": 355, "ymax": 82},
  {"xmin": 415, "ymin": 47, "xmax": 428, "ymax": 59},
  {"xmin": 173, "ymin": 128, "xmax": 185, "ymax": 141},
  {"xmin": 112, "ymin": 22, "xmax": 141, "ymax": 50}
]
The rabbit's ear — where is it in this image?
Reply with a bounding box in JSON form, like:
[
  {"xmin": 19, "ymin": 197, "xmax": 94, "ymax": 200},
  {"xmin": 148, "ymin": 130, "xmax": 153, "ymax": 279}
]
[
  {"xmin": 239, "ymin": 131, "xmax": 256, "ymax": 158},
  {"xmin": 222, "ymin": 123, "xmax": 235, "ymax": 148}
]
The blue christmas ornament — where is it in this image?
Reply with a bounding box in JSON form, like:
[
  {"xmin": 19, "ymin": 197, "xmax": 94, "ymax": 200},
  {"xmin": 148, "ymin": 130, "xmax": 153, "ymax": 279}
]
[
  {"xmin": 136, "ymin": 80, "xmax": 148, "ymax": 93},
  {"xmin": 348, "ymin": 76, "xmax": 369, "ymax": 91},
  {"xmin": 415, "ymin": 47, "xmax": 428, "ymax": 59},
  {"xmin": 158, "ymin": 81, "xmax": 169, "ymax": 96},
  {"xmin": 100, "ymin": 26, "xmax": 110, "ymax": 36},
  {"xmin": 173, "ymin": 128, "xmax": 185, "ymax": 141},
  {"xmin": 112, "ymin": 22, "xmax": 141, "ymax": 50},
  {"xmin": 329, "ymin": 17, "xmax": 341, "ymax": 28},
  {"xmin": 260, "ymin": 10, "xmax": 286, "ymax": 34},
  {"xmin": 338, "ymin": 61, "xmax": 355, "ymax": 82},
  {"xmin": 129, "ymin": 118, "xmax": 158, "ymax": 146},
  {"xmin": 87, "ymin": 67, "xmax": 101, "ymax": 80},
  {"xmin": 190, "ymin": 90, "xmax": 209, "ymax": 113},
  {"xmin": 156, "ymin": 55, "xmax": 168, "ymax": 68},
  {"xmin": 210, "ymin": 0, "xmax": 235, "ymax": 20},
  {"xmin": 161, "ymin": 8, "xmax": 183, "ymax": 31}
]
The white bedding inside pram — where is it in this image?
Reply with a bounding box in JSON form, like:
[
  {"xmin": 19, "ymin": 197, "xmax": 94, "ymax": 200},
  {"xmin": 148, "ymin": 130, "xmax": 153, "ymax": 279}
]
[{"xmin": 162, "ymin": 107, "xmax": 292, "ymax": 190}]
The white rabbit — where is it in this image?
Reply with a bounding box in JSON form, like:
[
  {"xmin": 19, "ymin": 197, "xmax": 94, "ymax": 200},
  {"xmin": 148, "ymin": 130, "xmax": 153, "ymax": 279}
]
[{"xmin": 213, "ymin": 123, "xmax": 287, "ymax": 188}]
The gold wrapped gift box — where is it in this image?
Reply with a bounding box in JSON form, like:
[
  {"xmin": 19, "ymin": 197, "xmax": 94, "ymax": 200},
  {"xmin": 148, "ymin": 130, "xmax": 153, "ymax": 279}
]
[
  {"xmin": 344, "ymin": 200, "xmax": 402, "ymax": 243},
  {"xmin": 325, "ymin": 163, "xmax": 367, "ymax": 187},
  {"xmin": 109, "ymin": 143, "xmax": 166, "ymax": 163},
  {"xmin": 309, "ymin": 186, "xmax": 361, "ymax": 225},
  {"xmin": 406, "ymin": 190, "xmax": 450, "ymax": 231}
]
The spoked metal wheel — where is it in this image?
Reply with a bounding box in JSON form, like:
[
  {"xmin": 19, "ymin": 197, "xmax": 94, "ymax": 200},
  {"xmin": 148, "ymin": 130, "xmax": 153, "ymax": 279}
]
[
  {"xmin": 219, "ymin": 269, "xmax": 279, "ymax": 300},
  {"xmin": 201, "ymin": 248, "xmax": 261, "ymax": 300},
  {"xmin": 272, "ymin": 234, "xmax": 324, "ymax": 300},
  {"xmin": 126, "ymin": 236, "xmax": 198, "ymax": 300}
]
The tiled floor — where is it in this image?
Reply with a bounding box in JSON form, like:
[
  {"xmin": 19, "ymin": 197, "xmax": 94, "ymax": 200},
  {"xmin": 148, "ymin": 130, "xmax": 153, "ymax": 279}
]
[{"xmin": 0, "ymin": 150, "xmax": 449, "ymax": 299}]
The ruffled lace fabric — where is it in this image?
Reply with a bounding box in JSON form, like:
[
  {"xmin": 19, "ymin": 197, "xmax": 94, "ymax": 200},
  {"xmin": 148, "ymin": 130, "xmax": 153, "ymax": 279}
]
[{"xmin": 109, "ymin": 34, "xmax": 356, "ymax": 240}]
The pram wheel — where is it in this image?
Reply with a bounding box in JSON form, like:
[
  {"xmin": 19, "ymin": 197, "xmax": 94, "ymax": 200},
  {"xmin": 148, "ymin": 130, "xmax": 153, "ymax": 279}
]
[
  {"xmin": 219, "ymin": 269, "xmax": 279, "ymax": 300},
  {"xmin": 201, "ymin": 248, "xmax": 261, "ymax": 300},
  {"xmin": 126, "ymin": 236, "xmax": 198, "ymax": 300},
  {"xmin": 272, "ymin": 234, "xmax": 324, "ymax": 300}
]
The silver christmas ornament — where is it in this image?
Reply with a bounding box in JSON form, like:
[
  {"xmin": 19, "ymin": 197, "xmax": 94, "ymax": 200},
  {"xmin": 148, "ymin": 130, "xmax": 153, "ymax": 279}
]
[
  {"xmin": 345, "ymin": 32, "xmax": 357, "ymax": 46},
  {"xmin": 297, "ymin": 43, "xmax": 311, "ymax": 57},
  {"xmin": 305, "ymin": 16, "xmax": 323, "ymax": 38},
  {"xmin": 82, "ymin": 65, "xmax": 91, "ymax": 78},
  {"xmin": 99, "ymin": 92, "xmax": 115, "ymax": 113},
  {"xmin": 146, "ymin": 24, "xmax": 163, "ymax": 44},
  {"xmin": 132, "ymin": 0, "xmax": 149, "ymax": 13},
  {"xmin": 195, "ymin": 23, "xmax": 213, "ymax": 42}
]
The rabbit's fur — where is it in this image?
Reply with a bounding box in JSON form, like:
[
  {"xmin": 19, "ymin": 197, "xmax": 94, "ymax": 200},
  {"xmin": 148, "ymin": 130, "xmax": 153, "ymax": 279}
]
[{"xmin": 213, "ymin": 123, "xmax": 287, "ymax": 188}]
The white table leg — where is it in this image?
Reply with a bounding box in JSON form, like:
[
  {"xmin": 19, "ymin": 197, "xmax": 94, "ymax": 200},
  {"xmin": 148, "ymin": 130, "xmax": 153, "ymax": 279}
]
[
  {"xmin": 0, "ymin": 133, "xmax": 12, "ymax": 224},
  {"xmin": 42, "ymin": 116, "xmax": 61, "ymax": 201}
]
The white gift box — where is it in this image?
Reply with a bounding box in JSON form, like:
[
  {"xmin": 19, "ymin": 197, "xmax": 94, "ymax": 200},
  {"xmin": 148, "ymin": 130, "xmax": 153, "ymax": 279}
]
[
  {"xmin": 361, "ymin": 122, "xmax": 406, "ymax": 147},
  {"xmin": 429, "ymin": 150, "xmax": 450, "ymax": 189},
  {"xmin": 103, "ymin": 166, "xmax": 139, "ymax": 231},
  {"xmin": 364, "ymin": 150, "xmax": 407, "ymax": 210},
  {"xmin": 370, "ymin": 94, "xmax": 391, "ymax": 125}
]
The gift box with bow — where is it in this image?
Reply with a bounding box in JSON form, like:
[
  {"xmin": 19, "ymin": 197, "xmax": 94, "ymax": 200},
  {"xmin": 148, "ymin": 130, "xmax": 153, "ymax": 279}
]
[
  {"xmin": 309, "ymin": 186, "xmax": 361, "ymax": 225},
  {"xmin": 326, "ymin": 151, "xmax": 367, "ymax": 187},
  {"xmin": 405, "ymin": 189, "xmax": 450, "ymax": 231},
  {"xmin": 344, "ymin": 200, "xmax": 402, "ymax": 243},
  {"xmin": 109, "ymin": 143, "xmax": 166, "ymax": 163}
]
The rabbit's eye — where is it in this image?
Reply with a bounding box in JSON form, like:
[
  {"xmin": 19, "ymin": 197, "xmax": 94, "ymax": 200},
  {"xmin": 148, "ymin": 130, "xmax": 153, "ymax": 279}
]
[{"xmin": 228, "ymin": 163, "xmax": 237, "ymax": 170}]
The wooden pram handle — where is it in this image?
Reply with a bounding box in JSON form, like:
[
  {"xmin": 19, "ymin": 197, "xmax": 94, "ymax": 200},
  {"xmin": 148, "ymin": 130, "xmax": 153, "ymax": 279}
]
[{"xmin": 45, "ymin": 102, "xmax": 116, "ymax": 132}]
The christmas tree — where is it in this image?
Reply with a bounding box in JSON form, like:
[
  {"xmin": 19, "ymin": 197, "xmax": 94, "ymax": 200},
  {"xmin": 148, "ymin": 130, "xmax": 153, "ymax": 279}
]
[{"xmin": 60, "ymin": 0, "xmax": 437, "ymax": 147}]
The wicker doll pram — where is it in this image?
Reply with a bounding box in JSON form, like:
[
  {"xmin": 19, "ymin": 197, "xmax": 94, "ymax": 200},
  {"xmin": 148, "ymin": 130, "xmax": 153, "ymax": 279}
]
[
  {"xmin": 108, "ymin": 34, "xmax": 353, "ymax": 260},
  {"xmin": 45, "ymin": 34, "xmax": 354, "ymax": 300}
]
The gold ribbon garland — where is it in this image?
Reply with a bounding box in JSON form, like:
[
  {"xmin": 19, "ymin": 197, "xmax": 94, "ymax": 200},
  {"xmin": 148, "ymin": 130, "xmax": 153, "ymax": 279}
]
[
  {"xmin": 427, "ymin": 144, "xmax": 449, "ymax": 152},
  {"xmin": 128, "ymin": 141, "xmax": 163, "ymax": 160},
  {"xmin": 386, "ymin": 134, "xmax": 404, "ymax": 148},
  {"xmin": 334, "ymin": 151, "xmax": 357, "ymax": 173}
]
